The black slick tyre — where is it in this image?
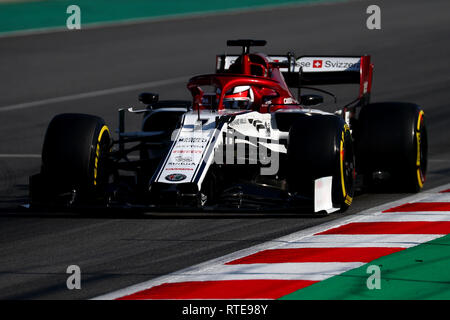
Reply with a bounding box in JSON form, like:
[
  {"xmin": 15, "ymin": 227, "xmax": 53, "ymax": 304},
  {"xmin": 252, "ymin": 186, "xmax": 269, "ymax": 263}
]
[
  {"xmin": 36, "ymin": 113, "xmax": 111, "ymax": 203},
  {"xmin": 356, "ymin": 102, "xmax": 427, "ymax": 192},
  {"xmin": 287, "ymin": 114, "xmax": 355, "ymax": 212}
]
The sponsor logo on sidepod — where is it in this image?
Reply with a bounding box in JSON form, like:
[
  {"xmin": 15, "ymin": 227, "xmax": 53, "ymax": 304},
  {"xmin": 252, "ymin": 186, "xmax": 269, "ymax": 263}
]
[{"xmin": 165, "ymin": 173, "xmax": 187, "ymax": 182}]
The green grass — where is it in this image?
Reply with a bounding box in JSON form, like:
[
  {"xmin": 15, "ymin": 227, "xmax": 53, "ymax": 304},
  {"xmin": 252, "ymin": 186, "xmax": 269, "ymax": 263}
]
[
  {"xmin": 280, "ymin": 234, "xmax": 450, "ymax": 300},
  {"xmin": 0, "ymin": 0, "xmax": 338, "ymax": 34}
]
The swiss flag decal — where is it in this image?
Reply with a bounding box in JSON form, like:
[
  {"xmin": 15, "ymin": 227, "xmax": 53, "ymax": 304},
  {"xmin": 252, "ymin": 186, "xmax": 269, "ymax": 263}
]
[{"xmin": 313, "ymin": 60, "xmax": 323, "ymax": 68}]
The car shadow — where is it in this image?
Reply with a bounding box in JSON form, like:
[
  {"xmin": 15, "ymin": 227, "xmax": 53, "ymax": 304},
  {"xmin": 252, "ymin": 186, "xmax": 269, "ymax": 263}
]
[{"xmin": 0, "ymin": 203, "xmax": 328, "ymax": 220}]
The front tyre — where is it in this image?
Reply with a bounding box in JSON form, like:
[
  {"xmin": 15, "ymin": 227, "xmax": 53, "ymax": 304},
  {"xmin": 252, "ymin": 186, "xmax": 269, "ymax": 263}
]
[
  {"xmin": 34, "ymin": 113, "xmax": 111, "ymax": 203},
  {"xmin": 287, "ymin": 115, "xmax": 355, "ymax": 212}
]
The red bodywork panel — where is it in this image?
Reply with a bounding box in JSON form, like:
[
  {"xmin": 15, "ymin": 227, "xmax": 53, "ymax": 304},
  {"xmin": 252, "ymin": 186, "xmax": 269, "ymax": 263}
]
[
  {"xmin": 187, "ymin": 53, "xmax": 301, "ymax": 113},
  {"xmin": 359, "ymin": 55, "xmax": 373, "ymax": 98},
  {"xmin": 187, "ymin": 51, "xmax": 374, "ymax": 112}
]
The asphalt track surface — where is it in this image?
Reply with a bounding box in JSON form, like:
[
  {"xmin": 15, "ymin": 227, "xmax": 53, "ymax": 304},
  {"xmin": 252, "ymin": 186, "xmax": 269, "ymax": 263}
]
[{"xmin": 0, "ymin": 0, "xmax": 449, "ymax": 299}]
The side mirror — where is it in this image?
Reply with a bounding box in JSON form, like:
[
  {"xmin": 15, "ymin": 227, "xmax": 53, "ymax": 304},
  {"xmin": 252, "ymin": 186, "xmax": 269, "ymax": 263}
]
[
  {"xmin": 139, "ymin": 92, "xmax": 159, "ymax": 105},
  {"xmin": 300, "ymin": 94, "xmax": 323, "ymax": 106}
]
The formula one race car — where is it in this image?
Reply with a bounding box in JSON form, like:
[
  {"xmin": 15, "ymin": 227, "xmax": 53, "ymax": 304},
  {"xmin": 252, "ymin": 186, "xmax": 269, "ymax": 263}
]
[{"xmin": 29, "ymin": 40, "xmax": 428, "ymax": 213}]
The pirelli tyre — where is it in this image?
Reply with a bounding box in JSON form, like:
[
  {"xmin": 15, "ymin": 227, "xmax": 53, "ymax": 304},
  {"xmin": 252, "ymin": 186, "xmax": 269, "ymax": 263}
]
[
  {"xmin": 33, "ymin": 113, "xmax": 111, "ymax": 203},
  {"xmin": 356, "ymin": 102, "xmax": 427, "ymax": 192},
  {"xmin": 287, "ymin": 115, "xmax": 355, "ymax": 212}
]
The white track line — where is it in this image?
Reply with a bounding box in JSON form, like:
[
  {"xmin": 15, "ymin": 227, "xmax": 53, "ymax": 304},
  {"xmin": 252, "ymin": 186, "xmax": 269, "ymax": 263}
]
[
  {"xmin": 0, "ymin": 76, "xmax": 188, "ymax": 113},
  {"xmin": 94, "ymin": 182, "xmax": 450, "ymax": 300},
  {"xmin": 157, "ymin": 262, "xmax": 365, "ymax": 282},
  {"xmin": 0, "ymin": 154, "xmax": 140, "ymax": 160},
  {"xmin": 279, "ymin": 234, "xmax": 442, "ymax": 248},
  {"xmin": 0, "ymin": 154, "xmax": 41, "ymax": 158},
  {"xmin": 414, "ymin": 193, "xmax": 450, "ymax": 202},
  {"xmin": 359, "ymin": 213, "xmax": 450, "ymax": 222}
]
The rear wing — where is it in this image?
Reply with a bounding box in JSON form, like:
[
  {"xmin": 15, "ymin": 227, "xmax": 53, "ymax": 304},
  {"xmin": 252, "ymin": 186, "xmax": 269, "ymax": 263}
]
[{"xmin": 216, "ymin": 54, "xmax": 373, "ymax": 99}]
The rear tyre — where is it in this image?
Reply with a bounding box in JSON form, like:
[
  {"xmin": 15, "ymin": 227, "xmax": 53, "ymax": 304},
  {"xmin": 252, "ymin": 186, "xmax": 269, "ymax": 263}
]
[
  {"xmin": 35, "ymin": 113, "xmax": 111, "ymax": 203},
  {"xmin": 287, "ymin": 115, "xmax": 355, "ymax": 212},
  {"xmin": 356, "ymin": 102, "xmax": 427, "ymax": 192}
]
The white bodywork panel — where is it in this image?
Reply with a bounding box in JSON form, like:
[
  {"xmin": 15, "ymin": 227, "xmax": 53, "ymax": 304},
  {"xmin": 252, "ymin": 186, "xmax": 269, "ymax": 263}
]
[
  {"xmin": 153, "ymin": 110, "xmax": 288, "ymax": 188},
  {"xmin": 154, "ymin": 112, "xmax": 219, "ymax": 185},
  {"xmin": 314, "ymin": 176, "xmax": 339, "ymax": 214},
  {"xmin": 219, "ymin": 55, "xmax": 361, "ymax": 73}
]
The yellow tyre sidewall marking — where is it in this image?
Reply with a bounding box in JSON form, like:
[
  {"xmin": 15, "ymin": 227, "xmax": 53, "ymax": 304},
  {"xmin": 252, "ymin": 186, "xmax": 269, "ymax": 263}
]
[
  {"xmin": 340, "ymin": 125, "xmax": 353, "ymax": 206},
  {"xmin": 94, "ymin": 125, "xmax": 110, "ymax": 186},
  {"xmin": 416, "ymin": 110, "xmax": 425, "ymax": 189}
]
